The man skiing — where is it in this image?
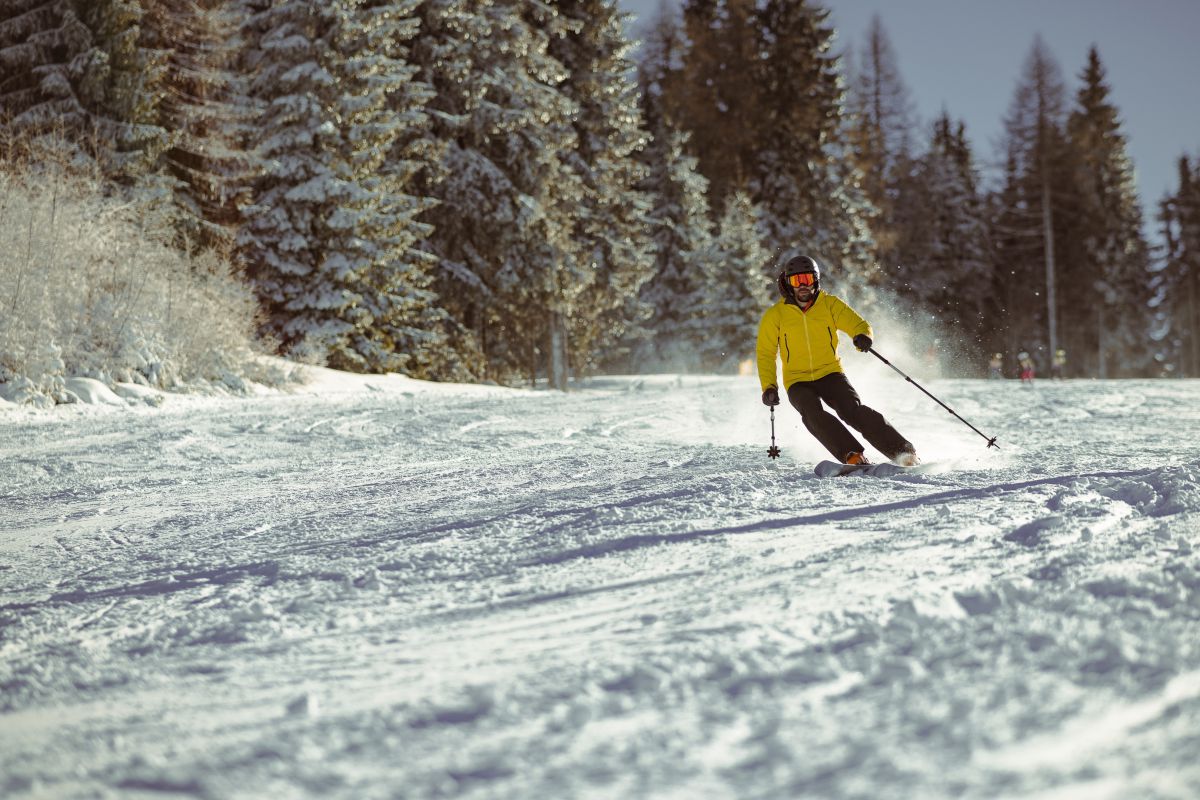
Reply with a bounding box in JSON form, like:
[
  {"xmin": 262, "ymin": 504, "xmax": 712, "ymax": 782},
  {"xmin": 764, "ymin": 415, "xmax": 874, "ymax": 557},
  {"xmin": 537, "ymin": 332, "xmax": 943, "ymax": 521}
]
[{"xmin": 756, "ymin": 253, "xmax": 918, "ymax": 467}]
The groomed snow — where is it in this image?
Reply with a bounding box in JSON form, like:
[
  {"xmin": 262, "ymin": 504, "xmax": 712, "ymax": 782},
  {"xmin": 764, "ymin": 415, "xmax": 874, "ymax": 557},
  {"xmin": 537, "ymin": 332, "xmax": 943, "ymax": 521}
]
[{"xmin": 1, "ymin": 362, "xmax": 1198, "ymax": 799}]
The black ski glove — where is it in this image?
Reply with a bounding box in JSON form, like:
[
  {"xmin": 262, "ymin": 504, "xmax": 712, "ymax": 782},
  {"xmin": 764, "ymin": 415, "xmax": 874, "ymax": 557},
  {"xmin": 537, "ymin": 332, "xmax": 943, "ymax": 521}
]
[
  {"xmin": 853, "ymin": 334, "xmax": 873, "ymax": 352},
  {"xmin": 762, "ymin": 387, "xmax": 780, "ymax": 407}
]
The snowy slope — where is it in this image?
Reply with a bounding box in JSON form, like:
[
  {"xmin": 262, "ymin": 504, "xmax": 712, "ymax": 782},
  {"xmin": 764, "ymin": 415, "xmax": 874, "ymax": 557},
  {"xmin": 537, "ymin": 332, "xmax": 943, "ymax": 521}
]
[{"xmin": 1, "ymin": 366, "xmax": 1199, "ymax": 799}]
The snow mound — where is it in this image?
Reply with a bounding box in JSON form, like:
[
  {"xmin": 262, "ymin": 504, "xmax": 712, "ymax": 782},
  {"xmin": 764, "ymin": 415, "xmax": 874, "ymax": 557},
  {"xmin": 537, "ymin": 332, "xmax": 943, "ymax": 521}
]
[
  {"xmin": 112, "ymin": 382, "xmax": 164, "ymax": 407},
  {"xmin": 63, "ymin": 377, "xmax": 125, "ymax": 406},
  {"xmin": 1092, "ymin": 462, "xmax": 1200, "ymax": 517}
]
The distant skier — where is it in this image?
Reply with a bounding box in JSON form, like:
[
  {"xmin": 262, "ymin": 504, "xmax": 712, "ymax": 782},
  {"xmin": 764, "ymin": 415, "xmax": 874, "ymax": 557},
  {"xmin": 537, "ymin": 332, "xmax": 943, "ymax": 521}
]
[
  {"xmin": 1051, "ymin": 348, "xmax": 1066, "ymax": 379},
  {"xmin": 756, "ymin": 253, "xmax": 919, "ymax": 467},
  {"xmin": 1018, "ymin": 351, "xmax": 1035, "ymax": 383},
  {"xmin": 988, "ymin": 352, "xmax": 1004, "ymax": 379}
]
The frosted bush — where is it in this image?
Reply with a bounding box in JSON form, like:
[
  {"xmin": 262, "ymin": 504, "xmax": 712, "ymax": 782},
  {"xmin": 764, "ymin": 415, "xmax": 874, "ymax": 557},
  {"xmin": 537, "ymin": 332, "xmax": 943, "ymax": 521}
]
[{"xmin": 0, "ymin": 164, "xmax": 277, "ymax": 404}]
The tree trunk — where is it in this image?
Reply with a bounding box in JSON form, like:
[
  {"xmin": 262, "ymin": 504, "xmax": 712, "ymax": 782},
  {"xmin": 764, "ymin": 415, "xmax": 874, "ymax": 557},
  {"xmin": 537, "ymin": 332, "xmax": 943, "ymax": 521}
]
[
  {"xmin": 548, "ymin": 312, "xmax": 569, "ymax": 391},
  {"xmin": 1185, "ymin": 262, "xmax": 1195, "ymax": 376},
  {"xmin": 1041, "ymin": 171, "xmax": 1058, "ymax": 360}
]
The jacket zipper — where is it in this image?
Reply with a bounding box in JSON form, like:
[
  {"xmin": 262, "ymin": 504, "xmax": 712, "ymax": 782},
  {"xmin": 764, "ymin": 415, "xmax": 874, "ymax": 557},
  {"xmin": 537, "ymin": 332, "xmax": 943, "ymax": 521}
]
[
  {"xmin": 803, "ymin": 313, "xmax": 813, "ymax": 371},
  {"xmin": 783, "ymin": 334, "xmax": 791, "ymax": 363}
]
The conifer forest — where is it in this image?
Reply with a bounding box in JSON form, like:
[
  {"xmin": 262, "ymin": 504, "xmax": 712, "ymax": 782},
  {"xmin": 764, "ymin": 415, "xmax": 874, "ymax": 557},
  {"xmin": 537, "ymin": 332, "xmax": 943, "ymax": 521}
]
[{"xmin": 2, "ymin": 0, "xmax": 1199, "ymax": 398}]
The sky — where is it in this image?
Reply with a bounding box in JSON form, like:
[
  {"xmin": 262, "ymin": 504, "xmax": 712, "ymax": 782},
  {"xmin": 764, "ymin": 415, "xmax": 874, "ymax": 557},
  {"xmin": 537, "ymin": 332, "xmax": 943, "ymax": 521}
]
[{"xmin": 619, "ymin": 0, "xmax": 1200, "ymax": 232}]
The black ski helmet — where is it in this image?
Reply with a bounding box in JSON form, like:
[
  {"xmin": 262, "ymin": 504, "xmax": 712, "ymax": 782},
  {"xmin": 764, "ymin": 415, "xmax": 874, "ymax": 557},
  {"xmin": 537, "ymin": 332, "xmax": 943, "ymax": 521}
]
[{"xmin": 777, "ymin": 253, "xmax": 822, "ymax": 298}]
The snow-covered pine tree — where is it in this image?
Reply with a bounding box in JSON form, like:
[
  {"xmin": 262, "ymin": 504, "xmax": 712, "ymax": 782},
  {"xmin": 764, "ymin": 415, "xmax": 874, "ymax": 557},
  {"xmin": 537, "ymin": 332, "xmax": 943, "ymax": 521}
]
[
  {"xmin": 0, "ymin": 1, "xmax": 84, "ymax": 127},
  {"xmin": 0, "ymin": 0, "xmax": 170, "ymax": 180},
  {"xmin": 752, "ymin": 0, "xmax": 875, "ymax": 289},
  {"xmin": 239, "ymin": 0, "xmax": 349, "ymax": 363},
  {"xmin": 1064, "ymin": 46, "xmax": 1153, "ymax": 378},
  {"xmin": 399, "ymin": 0, "xmax": 481, "ymax": 381},
  {"xmin": 332, "ymin": 0, "xmax": 445, "ymax": 376},
  {"xmin": 547, "ymin": 0, "xmax": 655, "ymax": 378},
  {"xmin": 367, "ymin": 3, "xmax": 455, "ymax": 381},
  {"xmin": 238, "ymin": 0, "xmax": 436, "ymax": 373},
  {"xmin": 635, "ymin": 125, "xmax": 715, "ymax": 370},
  {"xmin": 141, "ymin": 0, "xmax": 250, "ymax": 251},
  {"xmin": 699, "ymin": 189, "xmax": 767, "ymax": 371},
  {"xmin": 410, "ymin": 1, "xmax": 586, "ymax": 386},
  {"xmin": 632, "ymin": 5, "xmax": 716, "ymax": 371},
  {"xmin": 1156, "ymin": 156, "xmax": 1200, "ymax": 377}
]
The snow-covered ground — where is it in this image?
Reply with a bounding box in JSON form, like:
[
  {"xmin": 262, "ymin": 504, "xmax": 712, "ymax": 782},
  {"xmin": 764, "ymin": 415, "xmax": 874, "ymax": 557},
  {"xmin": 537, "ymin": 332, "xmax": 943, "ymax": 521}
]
[{"xmin": 2, "ymin": 363, "xmax": 1199, "ymax": 799}]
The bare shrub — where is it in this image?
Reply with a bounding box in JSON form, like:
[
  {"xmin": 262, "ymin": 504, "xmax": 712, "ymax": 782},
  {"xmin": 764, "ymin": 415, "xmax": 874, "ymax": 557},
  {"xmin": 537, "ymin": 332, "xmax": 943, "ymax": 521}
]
[{"xmin": 0, "ymin": 146, "xmax": 278, "ymax": 405}]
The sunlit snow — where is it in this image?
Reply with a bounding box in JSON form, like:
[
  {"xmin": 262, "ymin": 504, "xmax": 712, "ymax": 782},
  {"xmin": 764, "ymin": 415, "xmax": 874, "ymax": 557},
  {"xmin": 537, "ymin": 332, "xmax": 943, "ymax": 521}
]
[{"xmin": 2, "ymin": 362, "xmax": 1198, "ymax": 798}]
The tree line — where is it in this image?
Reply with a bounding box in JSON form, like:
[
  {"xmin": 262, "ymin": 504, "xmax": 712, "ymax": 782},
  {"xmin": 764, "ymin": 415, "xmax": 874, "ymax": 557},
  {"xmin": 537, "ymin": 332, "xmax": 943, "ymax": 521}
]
[{"xmin": 2, "ymin": 0, "xmax": 1197, "ymax": 385}]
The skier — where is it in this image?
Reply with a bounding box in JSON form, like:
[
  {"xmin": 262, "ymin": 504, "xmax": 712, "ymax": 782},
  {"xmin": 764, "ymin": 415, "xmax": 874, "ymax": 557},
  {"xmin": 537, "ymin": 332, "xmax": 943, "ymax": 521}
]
[
  {"xmin": 756, "ymin": 253, "xmax": 919, "ymax": 467},
  {"xmin": 1051, "ymin": 348, "xmax": 1066, "ymax": 379},
  {"xmin": 1018, "ymin": 351, "xmax": 1035, "ymax": 383},
  {"xmin": 988, "ymin": 352, "xmax": 1004, "ymax": 379}
]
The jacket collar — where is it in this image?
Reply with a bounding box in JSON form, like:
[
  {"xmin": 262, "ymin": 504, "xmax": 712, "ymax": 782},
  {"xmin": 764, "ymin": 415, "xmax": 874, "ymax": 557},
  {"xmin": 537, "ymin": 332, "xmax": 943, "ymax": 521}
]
[{"xmin": 783, "ymin": 290, "xmax": 820, "ymax": 310}]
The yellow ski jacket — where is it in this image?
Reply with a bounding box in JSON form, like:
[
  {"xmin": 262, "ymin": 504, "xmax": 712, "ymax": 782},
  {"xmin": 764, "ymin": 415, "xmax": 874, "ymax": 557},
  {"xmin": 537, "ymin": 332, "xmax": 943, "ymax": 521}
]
[{"xmin": 756, "ymin": 292, "xmax": 872, "ymax": 390}]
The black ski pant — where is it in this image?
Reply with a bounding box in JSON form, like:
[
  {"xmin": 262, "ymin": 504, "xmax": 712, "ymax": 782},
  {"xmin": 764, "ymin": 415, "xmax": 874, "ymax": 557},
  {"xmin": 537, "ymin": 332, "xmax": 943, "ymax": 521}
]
[{"xmin": 786, "ymin": 372, "xmax": 912, "ymax": 461}]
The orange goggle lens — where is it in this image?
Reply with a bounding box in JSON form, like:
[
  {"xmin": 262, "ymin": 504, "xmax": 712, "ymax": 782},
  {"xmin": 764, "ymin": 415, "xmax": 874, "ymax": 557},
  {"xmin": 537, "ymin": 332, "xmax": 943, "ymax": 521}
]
[{"xmin": 788, "ymin": 273, "xmax": 816, "ymax": 287}]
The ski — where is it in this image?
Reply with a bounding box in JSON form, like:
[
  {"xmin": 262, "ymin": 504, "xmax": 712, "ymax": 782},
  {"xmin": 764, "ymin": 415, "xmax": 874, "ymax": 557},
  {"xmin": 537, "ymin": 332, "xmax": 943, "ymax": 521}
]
[{"xmin": 814, "ymin": 460, "xmax": 912, "ymax": 478}]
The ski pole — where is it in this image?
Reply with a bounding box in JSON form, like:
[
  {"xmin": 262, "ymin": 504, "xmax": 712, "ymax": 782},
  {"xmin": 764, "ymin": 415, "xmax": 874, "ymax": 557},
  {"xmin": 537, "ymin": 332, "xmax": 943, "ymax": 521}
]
[
  {"xmin": 868, "ymin": 347, "xmax": 999, "ymax": 449},
  {"xmin": 767, "ymin": 403, "xmax": 781, "ymax": 459}
]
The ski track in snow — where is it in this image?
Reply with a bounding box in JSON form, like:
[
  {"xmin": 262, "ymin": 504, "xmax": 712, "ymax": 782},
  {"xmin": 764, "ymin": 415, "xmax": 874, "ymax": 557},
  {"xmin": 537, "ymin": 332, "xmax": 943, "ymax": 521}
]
[{"xmin": 1, "ymin": 373, "xmax": 1199, "ymax": 799}]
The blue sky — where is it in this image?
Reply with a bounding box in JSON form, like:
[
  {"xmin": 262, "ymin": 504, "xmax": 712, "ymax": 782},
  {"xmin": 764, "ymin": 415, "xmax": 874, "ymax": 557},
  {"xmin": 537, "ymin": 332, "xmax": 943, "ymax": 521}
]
[{"xmin": 618, "ymin": 0, "xmax": 1200, "ymax": 233}]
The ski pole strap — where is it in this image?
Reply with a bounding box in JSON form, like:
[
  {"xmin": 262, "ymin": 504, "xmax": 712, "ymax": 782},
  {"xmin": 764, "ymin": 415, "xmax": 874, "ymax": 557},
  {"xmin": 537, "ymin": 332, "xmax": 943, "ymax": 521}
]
[{"xmin": 868, "ymin": 348, "xmax": 999, "ymax": 449}]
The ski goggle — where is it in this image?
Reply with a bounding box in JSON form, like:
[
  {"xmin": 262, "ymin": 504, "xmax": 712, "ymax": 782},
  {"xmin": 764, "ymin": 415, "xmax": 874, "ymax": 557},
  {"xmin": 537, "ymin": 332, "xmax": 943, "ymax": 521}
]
[{"xmin": 787, "ymin": 273, "xmax": 816, "ymax": 287}]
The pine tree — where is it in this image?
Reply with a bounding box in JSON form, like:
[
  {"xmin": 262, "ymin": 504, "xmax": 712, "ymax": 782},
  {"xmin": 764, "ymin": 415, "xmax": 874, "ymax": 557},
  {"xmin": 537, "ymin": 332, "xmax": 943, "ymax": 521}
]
[
  {"xmin": 141, "ymin": 0, "xmax": 250, "ymax": 250},
  {"xmin": 752, "ymin": 0, "xmax": 875, "ymax": 288},
  {"xmin": 2, "ymin": 1, "xmax": 251, "ymax": 246},
  {"xmin": 635, "ymin": 125, "xmax": 715, "ymax": 370},
  {"xmin": 410, "ymin": 1, "xmax": 586, "ymax": 386},
  {"xmin": 988, "ymin": 150, "xmax": 1035, "ymax": 363},
  {"xmin": 890, "ymin": 113, "xmax": 992, "ymax": 365},
  {"xmin": 845, "ymin": 13, "xmax": 916, "ymax": 265},
  {"xmin": 547, "ymin": 0, "xmax": 655, "ymax": 379},
  {"xmin": 238, "ymin": 0, "xmax": 438, "ymax": 373},
  {"xmin": 1064, "ymin": 46, "xmax": 1153, "ymax": 377},
  {"xmin": 238, "ymin": 0, "xmax": 345, "ymax": 361},
  {"xmin": 402, "ymin": 0, "xmax": 482, "ymax": 381},
  {"xmin": 0, "ymin": 0, "xmax": 171, "ymax": 179},
  {"xmin": 651, "ymin": 1, "xmax": 875, "ymax": 291},
  {"xmin": 0, "ymin": 1, "xmax": 91, "ymax": 132},
  {"xmin": 1156, "ymin": 156, "xmax": 1200, "ymax": 377},
  {"xmin": 699, "ymin": 189, "xmax": 767, "ymax": 370},
  {"xmin": 633, "ymin": 7, "xmax": 716, "ymax": 371},
  {"xmin": 987, "ymin": 37, "xmax": 1072, "ymax": 370},
  {"xmin": 670, "ymin": 0, "xmax": 759, "ymax": 214},
  {"xmin": 332, "ymin": 0, "xmax": 445, "ymax": 376},
  {"xmin": 633, "ymin": 0, "xmax": 686, "ymax": 142}
]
